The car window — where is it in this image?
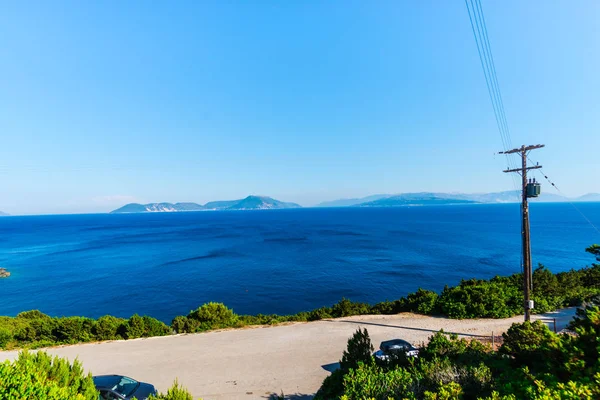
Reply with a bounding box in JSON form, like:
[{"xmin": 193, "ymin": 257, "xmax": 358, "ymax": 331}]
[
  {"xmin": 114, "ymin": 376, "xmax": 139, "ymax": 397},
  {"xmin": 100, "ymin": 390, "xmax": 122, "ymax": 400}
]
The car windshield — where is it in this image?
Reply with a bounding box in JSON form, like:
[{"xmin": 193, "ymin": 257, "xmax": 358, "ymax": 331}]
[
  {"xmin": 112, "ymin": 376, "xmax": 139, "ymax": 397},
  {"xmin": 381, "ymin": 340, "xmax": 411, "ymax": 352}
]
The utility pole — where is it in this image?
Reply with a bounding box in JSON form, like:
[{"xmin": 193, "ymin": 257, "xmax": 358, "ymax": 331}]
[{"xmin": 499, "ymin": 144, "xmax": 544, "ymax": 321}]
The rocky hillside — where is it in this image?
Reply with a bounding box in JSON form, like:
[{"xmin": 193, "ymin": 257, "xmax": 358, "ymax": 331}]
[{"xmin": 111, "ymin": 196, "xmax": 300, "ymax": 213}]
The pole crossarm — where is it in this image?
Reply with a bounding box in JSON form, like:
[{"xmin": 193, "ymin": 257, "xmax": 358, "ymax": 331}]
[
  {"xmin": 499, "ymin": 144, "xmax": 545, "ymax": 155},
  {"xmin": 503, "ymin": 165, "xmax": 542, "ymax": 174}
]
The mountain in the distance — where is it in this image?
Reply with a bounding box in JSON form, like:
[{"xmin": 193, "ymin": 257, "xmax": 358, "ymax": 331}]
[
  {"xmin": 316, "ymin": 194, "xmax": 390, "ymax": 208},
  {"xmin": 111, "ymin": 196, "xmax": 301, "ymax": 213},
  {"xmin": 0, "ymin": 211, "xmax": 9, "ymax": 216},
  {"xmin": 111, "ymin": 202, "xmax": 204, "ymax": 213},
  {"xmin": 359, "ymin": 193, "xmax": 477, "ymax": 207},
  {"xmin": 576, "ymin": 193, "xmax": 600, "ymax": 202},
  {"xmin": 319, "ymin": 191, "xmax": 599, "ymax": 208},
  {"xmin": 230, "ymin": 196, "xmax": 300, "ymax": 210},
  {"xmin": 203, "ymin": 200, "xmax": 242, "ymax": 210}
]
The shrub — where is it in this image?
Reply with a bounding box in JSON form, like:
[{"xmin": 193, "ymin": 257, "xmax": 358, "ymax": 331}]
[
  {"xmin": 171, "ymin": 316, "xmax": 187, "ymax": 333},
  {"xmin": 500, "ymin": 320, "xmax": 559, "ymax": 368},
  {"xmin": 437, "ymin": 281, "xmax": 521, "ymax": 319},
  {"xmin": 0, "ymin": 351, "xmax": 98, "ymax": 399},
  {"xmin": 187, "ymin": 302, "xmax": 239, "ymax": 330},
  {"xmin": 420, "ymin": 331, "xmax": 490, "ymax": 365},
  {"xmin": 53, "ymin": 317, "xmax": 95, "ymax": 343},
  {"xmin": 93, "ymin": 315, "xmax": 126, "ymax": 340},
  {"xmin": 183, "ymin": 318, "xmax": 201, "ymax": 333},
  {"xmin": 14, "ymin": 310, "xmax": 56, "ymax": 342},
  {"xmin": 124, "ymin": 314, "xmax": 146, "ymax": 339},
  {"xmin": 341, "ymin": 362, "xmax": 416, "ymax": 400},
  {"xmin": 142, "ymin": 316, "xmax": 171, "ymax": 336},
  {"xmin": 406, "ymin": 288, "xmax": 439, "ymax": 314},
  {"xmin": 0, "ymin": 327, "xmax": 11, "ymax": 348},
  {"xmin": 331, "ymin": 298, "xmax": 372, "ymax": 318},
  {"xmin": 340, "ymin": 328, "xmax": 374, "ymax": 373},
  {"xmin": 371, "ymin": 299, "xmax": 404, "ymax": 315},
  {"xmin": 150, "ymin": 379, "xmax": 195, "ymax": 400},
  {"xmin": 307, "ymin": 307, "xmax": 333, "ymax": 321}
]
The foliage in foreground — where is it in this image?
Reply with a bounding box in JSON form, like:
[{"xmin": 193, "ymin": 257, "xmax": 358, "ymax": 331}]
[
  {"xmin": 0, "ymin": 351, "xmax": 98, "ymax": 400},
  {"xmin": 1, "ymin": 245, "xmax": 598, "ymax": 350},
  {"xmin": 315, "ymin": 303, "xmax": 600, "ymax": 400},
  {"xmin": 0, "ymin": 351, "xmax": 197, "ymax": 400},
  {"xmin": 149, "ymin": 379, "xmax": 195, "ymax": 400}
]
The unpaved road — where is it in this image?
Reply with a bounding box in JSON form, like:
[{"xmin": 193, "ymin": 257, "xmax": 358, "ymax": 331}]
[{"xmin": 1, "ymin": 309, "xmax": 575, "ymax": 400}]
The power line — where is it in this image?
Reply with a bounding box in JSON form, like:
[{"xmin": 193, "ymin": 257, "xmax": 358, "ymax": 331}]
[
  {"xmin": 465, "ymin": 0, "xmax": 519, "ymax": 190},
  {"xmin": 527, "ymin": 156, "xmax": 600, "ymax": 237}
]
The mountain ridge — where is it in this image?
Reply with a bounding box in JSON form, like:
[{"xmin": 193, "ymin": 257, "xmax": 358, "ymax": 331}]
[
  {"xmin": 316, "ymin": 191, "xmax": 600, "ymax": 207},
  {"xmin": 111, "ymin": 196, "xmax": 301, "ymax": 214}
]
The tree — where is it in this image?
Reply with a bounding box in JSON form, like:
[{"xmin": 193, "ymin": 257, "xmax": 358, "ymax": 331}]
[
  {"xmin": 340, "ymin": 327, "xmax": 374, "ymax": 373},
  {"xmin": 586, "ymin": 244, "xmax": 600, "ymax": 266}
]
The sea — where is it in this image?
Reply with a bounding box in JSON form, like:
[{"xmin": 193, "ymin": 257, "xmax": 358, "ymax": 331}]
[{"xmin": 0, "ymin": 203, "xmax": 599, "ymax": 324}]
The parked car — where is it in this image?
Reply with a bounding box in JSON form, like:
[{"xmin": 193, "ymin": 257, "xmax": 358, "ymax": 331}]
[
  {"xmin": 93, "ymin": 375, "xmax": 157, "ymax": 400},
  {"xmin": 373, "ymin": 339, "xmax": 419, "ymax": 364}
]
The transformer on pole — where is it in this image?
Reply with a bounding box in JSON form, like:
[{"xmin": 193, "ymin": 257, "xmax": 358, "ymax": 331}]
[{"xmin": 499, "ymin": 144, "xmax": 544, "ymax": 322}]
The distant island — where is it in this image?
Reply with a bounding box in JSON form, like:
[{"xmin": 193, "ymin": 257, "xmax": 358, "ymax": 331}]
[
  {"xmin": 111, "ymin": 191, "xmax": 600, "ymax": 213},
  {"xmin": 0, "ymin": 211, "xmax": 9, "ymax": 216},
  {"xmin": 316, "ymin": 191, "xmax": 600, "ymax": 208},
  {"xmin": 111, "ymin": 195, "xmax": 301, "ymax": 213}
]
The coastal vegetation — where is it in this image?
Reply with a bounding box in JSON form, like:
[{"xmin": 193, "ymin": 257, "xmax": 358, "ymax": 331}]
[
  {"xmin": 0, "ymin": 351, "xmax": 195, "ymax": 399},
  {"xmin": 0, "ymin": 246, "xmax": 598, "ymax": 350},
  {"xmin": 314, "ymin": 303, "xmax": 600, "ymax": 399}
]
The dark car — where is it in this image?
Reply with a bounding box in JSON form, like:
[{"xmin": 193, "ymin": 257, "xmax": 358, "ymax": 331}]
[
  {"xmin": 93, "ymin": 375, "xmax": 157, "ymax": 400},
  {"xmin": 373, "ymin": 339, "xmax": 419, "ymax": 364}
]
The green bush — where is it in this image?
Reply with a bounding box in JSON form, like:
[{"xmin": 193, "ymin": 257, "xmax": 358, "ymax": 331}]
[
  {"xmin": 93, "ymin": 315, "xmax": 126, "ymax": 340},
  {"xmin": 53, "ymin": 317, "xmax": 95, "ymax": 343},
  {"xmin": 500, "ymin": 321, "xmax": 557, "ymax": 360},
  {"xmin": 142, "ymin": 316, "xmax": 171, "ymax": 336},
  {"xmin": 308, "ymin": 307, "xmax": 333, "ymax": 321},
  {"xmin": 0, "ymin": 351, "xmax": 98, "ymax": 400},
  {"xmin": 171, "ymin": 315, "xmax": 187, "ymax": 333},
  {"xmin": 341, "ymin": 362, "xmax": 417, "ymax": 400},
  {"xmin": 187, "ymin": 302, "xmax": 239, "ymax": 330},
  {"xmin": 371, "ymin": 299, "xmax": 404, "ymax": 315},
  {"xmin": 124, "ymin": 314, "xmax": 146, "ymax": 339},
  {"xmin": 437, "ymin": 280, "xmax": 522, "ymax": 319},
  {"xmin": 331, "ymin": 298, "xmax": 372, "ymax": 318},
  {"xmin": 149, "ymin": 379, "xmax": 195, "ymax": 400},
  {"xmin": 14, "ymin": 310, "xmax": 56, "ymax": 342},
  {"xmin": 406, "ymin": 289, "xmax": 439, "ymax": 314},
  {"xmin": 0, "ymin": 327, "xmax": 11, "ymax": 348}
]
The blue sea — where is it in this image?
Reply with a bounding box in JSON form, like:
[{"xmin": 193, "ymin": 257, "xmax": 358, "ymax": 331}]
[{"xmin": 1, "ymin": 203, "xmax": 599, "ymax": 323}]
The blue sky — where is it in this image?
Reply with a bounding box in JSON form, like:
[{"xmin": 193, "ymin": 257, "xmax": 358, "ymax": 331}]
[{"xmin": 1, "ymin": 1, "xmax": 598, "ymax": 215}]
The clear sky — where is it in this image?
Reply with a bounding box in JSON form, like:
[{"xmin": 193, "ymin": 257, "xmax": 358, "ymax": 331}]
[{"xmin": 1, "ymin": 1, "xmax": 598, "ymax": 215}]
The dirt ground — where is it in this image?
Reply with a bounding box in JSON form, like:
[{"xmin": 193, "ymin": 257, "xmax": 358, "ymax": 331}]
[{"xmin": 0, "ymin": 308, "xmax": 576, "ymax": 400}]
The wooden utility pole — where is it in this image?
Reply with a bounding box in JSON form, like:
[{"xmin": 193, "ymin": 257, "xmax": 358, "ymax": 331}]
[{"xmin": 499, "ymin": 144, "xmax": 544, "ymax": 321}]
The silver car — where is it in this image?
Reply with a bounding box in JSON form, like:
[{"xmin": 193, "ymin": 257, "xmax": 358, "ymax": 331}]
[{"xmin": 374, "ymin": 339, "xmax": 419, "ymax": 363}]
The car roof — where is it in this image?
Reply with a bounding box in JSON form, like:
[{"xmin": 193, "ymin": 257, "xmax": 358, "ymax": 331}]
[
  {"xmin": 93, "ymin": 375, "xmax": 128, "ymax": 389},
  {"xmin": 381, "ymin": 339, "xmax": 412, "ymax": 347}
]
